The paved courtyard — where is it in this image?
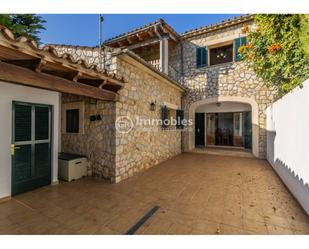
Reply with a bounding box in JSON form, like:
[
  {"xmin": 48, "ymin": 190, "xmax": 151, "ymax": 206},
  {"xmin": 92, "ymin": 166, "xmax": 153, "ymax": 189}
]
[{"xmin": 0, "ymin": 153, "xmax": 308, "ymax": 235}]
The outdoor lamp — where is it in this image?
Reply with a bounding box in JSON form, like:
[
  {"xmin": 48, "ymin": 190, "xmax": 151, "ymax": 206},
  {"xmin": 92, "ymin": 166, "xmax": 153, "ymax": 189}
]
[{"xmin": 150, "ymin": 102, "xmax": 156, "ymax": 111}]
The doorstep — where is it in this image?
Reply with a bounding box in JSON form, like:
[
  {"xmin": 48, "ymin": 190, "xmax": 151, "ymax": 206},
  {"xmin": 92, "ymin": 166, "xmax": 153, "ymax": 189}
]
[{"xmin": 191, "ymin": 146, "xmax": 254, "ymax": 158}]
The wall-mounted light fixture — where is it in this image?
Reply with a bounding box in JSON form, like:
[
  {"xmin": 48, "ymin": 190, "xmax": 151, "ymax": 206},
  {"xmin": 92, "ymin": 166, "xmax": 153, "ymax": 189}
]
[{"xmin": 150, "ymin": 101, "xmax": 156, "ymax": 111}]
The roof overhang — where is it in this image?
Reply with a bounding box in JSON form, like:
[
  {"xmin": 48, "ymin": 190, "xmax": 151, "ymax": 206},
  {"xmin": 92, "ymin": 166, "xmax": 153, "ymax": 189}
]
[
  {"xmin": 182, "ymin": 14, "xmax": 254, "ymax": 39},
  {"xmin": 104, "ymin": 19, "xmax": 180, "ymax": 49},
  {"xmin": 115, "ymin": 49, "xmax": 186, "ymax": 93},
  {"xmin": 0, "ymin": 25, "xmax": 126, "ymax": 101}
]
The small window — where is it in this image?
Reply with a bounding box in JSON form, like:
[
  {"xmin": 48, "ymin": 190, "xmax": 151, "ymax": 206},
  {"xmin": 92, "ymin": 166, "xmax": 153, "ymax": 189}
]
[
  {"xmin": 161, "ymin": 106, "xmax": 181, "ymax": 129},
  {"xmin": 66, "ymin": 109, "xmax": 79, "ymax": 133},
  {"xmin": 209, "ymin": 44, "xmax": 233, "ymax": 66}
]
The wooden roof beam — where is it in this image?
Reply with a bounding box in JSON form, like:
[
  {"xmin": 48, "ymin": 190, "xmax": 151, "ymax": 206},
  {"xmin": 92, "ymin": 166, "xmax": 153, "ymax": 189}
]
[
  {"xmin": 154, "ymin": 24, "xmax": 162, "ymax": 38},
  {"xmin": 1, "ymin": 58, "xmax": 41, "ymax": 70},
  {"xmin": 127, "ymin": 36, "xmax": 134, "ymax": 44},
  {"xmin": 35, "ymin": 59, "xmax": 47, "ymax": 72},
  {"xmin": 72, "ymin": 71, "xmax": 83, "ymax": 82},
  {"xmin": 0, "ymin": 61, "xmax": 117, "ymax": 101},
  {"xmin": 148, "ymin": 30, "xmax": 155, "ymax": 38},
  {"xmin": 160, "ymin": 24, "xmax": 178, "ymax": 42},
  {"xmin": 126, "ymin": 37, "xmax": 160, "ymax": 51},
  {"xmin": 136, "ymin": 33, "xmax": 143, "ymax": 41}
]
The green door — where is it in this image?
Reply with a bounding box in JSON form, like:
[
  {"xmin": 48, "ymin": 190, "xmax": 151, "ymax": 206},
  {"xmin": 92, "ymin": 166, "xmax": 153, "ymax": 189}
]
[{"xmin": 12, "ymin": 102, "xmax": 51, "ymax": 196}]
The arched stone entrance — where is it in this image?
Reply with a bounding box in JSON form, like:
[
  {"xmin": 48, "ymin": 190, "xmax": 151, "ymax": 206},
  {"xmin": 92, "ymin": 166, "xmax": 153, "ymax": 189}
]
[{"xmin": 187, "ymin": 96, "xmax": 259, "ymax": 157}]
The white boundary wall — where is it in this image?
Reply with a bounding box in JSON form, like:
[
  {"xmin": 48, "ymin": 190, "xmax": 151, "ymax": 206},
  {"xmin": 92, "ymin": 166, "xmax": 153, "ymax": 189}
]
[
  {"xmin": 266, "ymin": 78, "xmax": 309, "ymax": 214},
  {"xmin": 0, "ymin": 81, "xmax": 60, "ymax": 199}
]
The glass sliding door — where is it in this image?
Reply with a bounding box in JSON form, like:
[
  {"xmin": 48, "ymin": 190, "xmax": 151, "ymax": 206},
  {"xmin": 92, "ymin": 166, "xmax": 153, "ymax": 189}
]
[
  {"xmin": 233, "ymin": 112, "xmax": 244, "ymax": 147},
  {"xmin": 216, "ymin": 113, "xmax": 233, "ymax": 146},
  {"xmin": 206, "ymin": 113, "xmax": 216, "ymax": 145}
]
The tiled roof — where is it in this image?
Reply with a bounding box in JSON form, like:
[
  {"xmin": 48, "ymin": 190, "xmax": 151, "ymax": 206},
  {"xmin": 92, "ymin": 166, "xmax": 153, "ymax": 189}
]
[
  {"xmin": 0, "ymin": 25, "xmax": 123, "ymax": 82},
  {"xmin": 181, "ymin": 14, "xmax": 254, "ymax": 39},
  {"xmin": 104, "ymin": 18, "xmax": 179, "ymax": 45}
]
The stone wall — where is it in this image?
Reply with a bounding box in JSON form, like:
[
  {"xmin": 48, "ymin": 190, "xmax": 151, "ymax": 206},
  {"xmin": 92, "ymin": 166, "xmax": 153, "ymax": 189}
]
[
  {"xmin": 172, "ymin": 22, "xmax": 278, "ymax": 158},
  {"xmin": 57, "ymin": 46, "xmax": 183, "ymax": 182},
  {"xmin": 51, "ymin": 45, "xmax": 117, "ymax": 72},
  {"xmin": 113, "ymin": 57, "xmax": 183, "ymax": 182},
  {"xmin": 61, "ymin": 94, "xmax": 116, "ymax": 180}
]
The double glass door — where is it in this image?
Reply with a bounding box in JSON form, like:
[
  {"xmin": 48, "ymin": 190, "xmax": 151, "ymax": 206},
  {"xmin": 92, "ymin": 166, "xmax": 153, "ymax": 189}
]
[{"xmin": 206, "ymin": 112, "xmax": 251, "ymax": 148}]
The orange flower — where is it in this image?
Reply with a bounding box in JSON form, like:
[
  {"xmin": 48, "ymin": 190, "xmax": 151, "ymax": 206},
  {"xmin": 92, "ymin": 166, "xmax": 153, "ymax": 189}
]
[
  {"xmin": 241, "ymin": 26, "xmax": 249, "ymax": 34},
  {"xmin": 268, "ymin": 43, "xmax": 282, "ymax": 54},
  {"xmin": 248, "ymin": 43, "xmax": 254, "ymax": 49}
]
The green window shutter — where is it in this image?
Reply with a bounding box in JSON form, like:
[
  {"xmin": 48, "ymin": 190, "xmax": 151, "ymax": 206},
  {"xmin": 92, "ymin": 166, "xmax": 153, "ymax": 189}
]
[
  {"xmin": 196, "ymin": 48, "xmax": 202, "ymax": 68},
  {"xmin": 176, "ymin": 109, "xmax": 184, "ymax": 129},
  {"xmin": 196, "ymin": 47, "xmax": 208, "ymax": 68},
  {"xmin": 202, "ymin": 47, "xmax": 208, "ymax": 67},
  {"xmin": 161, "ymin": 106, "xmax": 169, "ymax": 129},
  {"xmin": 234, "ymin": 36, "xmax": 247, "ymax": 62}
]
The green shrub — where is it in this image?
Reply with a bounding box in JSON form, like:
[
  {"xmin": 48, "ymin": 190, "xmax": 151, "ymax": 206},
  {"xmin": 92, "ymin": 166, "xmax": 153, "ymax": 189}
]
[{"xmin": 240, "ymin": 14, "xmax": 309, "ymax": 96}]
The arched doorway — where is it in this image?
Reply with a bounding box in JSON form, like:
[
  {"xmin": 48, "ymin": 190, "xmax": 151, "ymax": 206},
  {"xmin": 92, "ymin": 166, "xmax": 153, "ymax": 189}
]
[{"xmin": 188, "ymin": 96, "xmax": 259, "ymax": 157}]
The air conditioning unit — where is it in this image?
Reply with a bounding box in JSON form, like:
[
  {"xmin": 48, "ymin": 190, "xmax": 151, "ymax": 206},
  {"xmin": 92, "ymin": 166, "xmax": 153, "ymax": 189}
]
[{"xmin": 58, "ymin": 153, "xmax": 87, "ymax": 182}]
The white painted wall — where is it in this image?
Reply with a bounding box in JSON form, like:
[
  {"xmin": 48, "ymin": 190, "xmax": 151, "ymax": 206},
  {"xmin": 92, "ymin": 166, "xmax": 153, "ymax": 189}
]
[
  {"xmin": 266, "ymin": 78, "xmax": 309, "ymax": 214},
  {"xmin": 0, "ymin": 81, "xmax": 60, "ymax": 198}
]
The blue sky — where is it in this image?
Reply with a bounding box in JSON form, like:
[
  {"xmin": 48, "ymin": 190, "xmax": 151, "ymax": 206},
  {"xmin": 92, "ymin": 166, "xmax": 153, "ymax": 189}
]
[{"xmin": 39, "ymin": 14, "xmax": 242, "ymax": 46}]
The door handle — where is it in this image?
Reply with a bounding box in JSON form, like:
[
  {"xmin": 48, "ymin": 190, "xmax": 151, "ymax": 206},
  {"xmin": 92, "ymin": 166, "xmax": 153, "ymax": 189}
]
[{"xmin": 10, "ymin": 144, "xmax": 20, "ymax": 156}]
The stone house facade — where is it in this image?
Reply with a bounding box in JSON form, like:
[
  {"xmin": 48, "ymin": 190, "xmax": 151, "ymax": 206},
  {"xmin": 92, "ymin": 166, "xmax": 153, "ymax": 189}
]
[
  {"xmin": 51, "ymin": 14, "xmax": 278, "ymax": 183},
  {"xmin": 53, "ymin": 45, "xmax": 184, "ymax": 183},
  {"xmin": 176, "ymin": 17, "xmax": 278, "ymax": 158}
]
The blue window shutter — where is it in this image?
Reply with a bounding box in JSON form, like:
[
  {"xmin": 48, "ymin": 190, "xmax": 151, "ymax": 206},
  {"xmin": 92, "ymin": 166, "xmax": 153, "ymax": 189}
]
[
  {"xmin": 196, "ymin": 47, "xmax": 208, "ymax": 68},
  {"xmin": 234, "ymin": 36, "xmax": 247, "ymax": 62}
]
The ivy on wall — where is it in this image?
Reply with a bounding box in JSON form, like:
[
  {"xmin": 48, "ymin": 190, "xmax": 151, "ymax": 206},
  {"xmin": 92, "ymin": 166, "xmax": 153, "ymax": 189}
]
[{"xmin": 239, "ymin": 14, "xmax": 309, "ymax": 96}]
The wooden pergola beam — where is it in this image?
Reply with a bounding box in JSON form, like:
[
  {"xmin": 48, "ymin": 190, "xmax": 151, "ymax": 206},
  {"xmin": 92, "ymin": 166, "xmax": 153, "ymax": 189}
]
[
  {"xmin": 160, "ymin": 25, "xmax": 178, "ymax": 42},
  {"xmin": 126, "ymin": 37, "xmax": 160, "ymax": 51},
  {"xmin": 136, "ymin": 33, "xmax": 143, "ymax": 41},
  {"xmin": 148, "ymin": 30, "xmax": 155, "ymax": 38},
  {"xmin": 35, "ymin": 59, "xmax": 47, "ymax": 72},
  {"xmin": 72, "ymin": 71, "xmax": 82, "ymax": 82},
  {"xmin": 0, "ymin": 61, "xmax": 117, "ymax": 101}
]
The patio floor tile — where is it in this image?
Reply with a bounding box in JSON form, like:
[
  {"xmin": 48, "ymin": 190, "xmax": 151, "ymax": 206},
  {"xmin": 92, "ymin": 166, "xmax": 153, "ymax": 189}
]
[{"xmin": 0, "ymin": 153, "xmax": 308, "ymax": 235}]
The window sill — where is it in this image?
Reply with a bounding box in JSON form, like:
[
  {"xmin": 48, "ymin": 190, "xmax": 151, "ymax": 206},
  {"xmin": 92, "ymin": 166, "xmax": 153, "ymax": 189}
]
[{"xmin": 196, "ymin": 61, "xmax": 241, "ymax": 70}]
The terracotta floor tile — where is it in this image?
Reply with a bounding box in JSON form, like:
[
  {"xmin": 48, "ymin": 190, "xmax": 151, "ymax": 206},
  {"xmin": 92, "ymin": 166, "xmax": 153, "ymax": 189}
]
[
  {"xmin": 217, "ymin": 223, "xmax": 246, "ymax": 235},
  {"xmin": 266, "ymin": 224, "xmax": 294, "ymax": 235},
  {"xmin": 243, "ymin": 218, "xmax": 268, "ymax": 234},
  {"xmin": 0, "ymin": 153, "xmax": 308, "ymax": 235},
  {"xmin": 167, "ymin": 222, "xmax": 193, "ymax": 235}
]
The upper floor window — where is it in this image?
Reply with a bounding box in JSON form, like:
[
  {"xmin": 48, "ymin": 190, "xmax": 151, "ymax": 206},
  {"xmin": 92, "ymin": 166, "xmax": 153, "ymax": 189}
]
[
  {"xmin": 196, "ymin": 36, "xmax": 247, "ymax": 68},
  {"xmin": 209, "ymin": 44, "xmax": 233, "ymax": 66}
]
